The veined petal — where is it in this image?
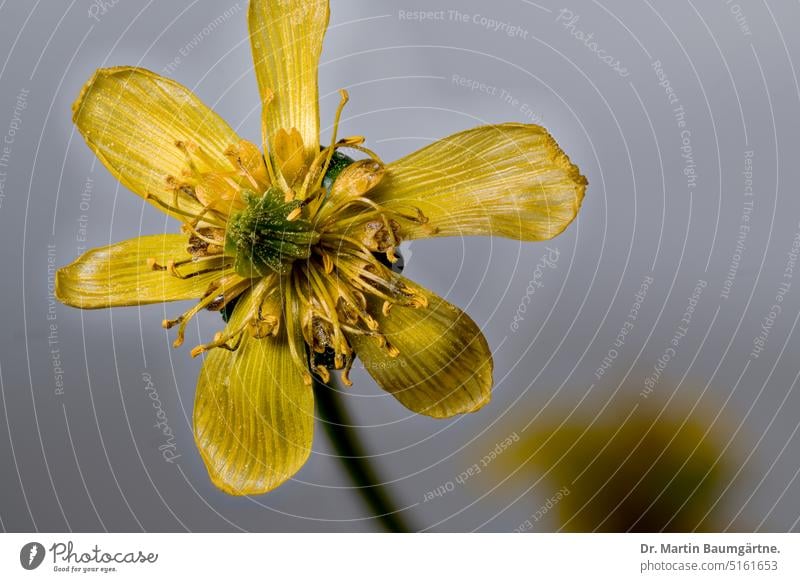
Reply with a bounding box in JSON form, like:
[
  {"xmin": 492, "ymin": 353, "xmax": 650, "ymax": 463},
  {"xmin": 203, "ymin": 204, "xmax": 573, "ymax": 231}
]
[
  {"xmin": 367, "ymin": 123, "xmax": 587, "ymax": 241},
  {"xmin": 194, "ymin": 290, "xmax": 314, "ymax": 496},
  {"xmin": 349, "ymin": 276, "xmax": 493, "ymax": 419},
  {"xmin": 73, "ymin": 67, "xmax": 242, "ymax": 221},
  {"xmin": 55, "ymin": 234, "xmax": 227, "ymax": 309},
  {"xmin": 249, "ymin": 0, "xmax": 329, "ymax": 161}
]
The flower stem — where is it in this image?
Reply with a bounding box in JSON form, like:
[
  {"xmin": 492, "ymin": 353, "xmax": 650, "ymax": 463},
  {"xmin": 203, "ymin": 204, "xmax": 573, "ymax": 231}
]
[{"xmin": 312, "ymin": 376, "xmax": 414, "ymax": 533}]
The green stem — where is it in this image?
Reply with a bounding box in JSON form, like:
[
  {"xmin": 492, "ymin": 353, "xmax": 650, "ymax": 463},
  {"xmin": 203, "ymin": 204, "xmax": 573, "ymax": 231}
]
[{"xmin": 312, "ymin": 376, "xmax": 414, "ymax": 533}]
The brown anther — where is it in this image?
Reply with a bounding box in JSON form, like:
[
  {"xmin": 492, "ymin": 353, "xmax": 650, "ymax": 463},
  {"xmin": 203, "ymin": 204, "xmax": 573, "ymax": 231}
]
[
  {"xmin": 336, "ymin": 298, "xmax": 360, "ymax": 326},
  {"xmin": 147, "ymin": 258, "xmax": 167, "ymax": 271},
  {"xmin": 311, "ymin": 317, "xmax": 333, "ymax": 354},
  {"xmin": 205, "ymin": 295, "xmax": 226, "ymax": 312},
  {"xmin": 188, "ymin": 227, "xmax": 225, "ymax": 258},
  {"xmin": 382, "ymin": 301, "xmax": 393, "ymax": 317},
  {"xmin": 162, "ymin": 316, "xmax": 184, "ymax": 330},
  {"xmin": 249, "ymin": 316, "xmax": 278, "ymax": 339},
  {"xmin": 361, "ymin": 219, "xmax": 401, "ymax": 253},
  {"xmin": 337, "ymin": 136, "xmax": 365, "ymax": 147}
]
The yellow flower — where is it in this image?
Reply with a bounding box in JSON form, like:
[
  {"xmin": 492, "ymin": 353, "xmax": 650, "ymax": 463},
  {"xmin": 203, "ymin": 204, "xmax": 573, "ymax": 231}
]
[
  {"xmin": 503, "ymin": 397, "xmax": 736, "ymax": 532},
  {"xmin": 56, "ymin": 0, "xmax": 587, "ymax": 496}
]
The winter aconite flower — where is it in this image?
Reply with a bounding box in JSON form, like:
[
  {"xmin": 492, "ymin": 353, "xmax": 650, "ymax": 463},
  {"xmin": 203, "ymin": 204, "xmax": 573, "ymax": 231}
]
[{"xmin": 56, "ymin": 0, "xmax": 587, "ymax": 495}]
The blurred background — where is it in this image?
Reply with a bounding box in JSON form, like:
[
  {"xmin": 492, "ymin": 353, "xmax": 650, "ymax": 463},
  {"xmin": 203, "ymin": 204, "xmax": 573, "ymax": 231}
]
[{"xmin": 1, "ymin": 0, "xmax": 799, "ymax": 532}]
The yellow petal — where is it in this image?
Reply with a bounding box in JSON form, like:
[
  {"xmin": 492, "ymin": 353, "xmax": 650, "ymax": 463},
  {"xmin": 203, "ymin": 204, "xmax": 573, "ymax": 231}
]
[
  {"xmin": 273, "ymin": 127, "xmax": 307, "ymax": 185},
  {"xmin": 194, "ymin": 290, "xmax": 314, "ymax": 495},
  {"xmin": 55, "ymin": 234, "xmax": 227, "ymax": 309},
  {"xmin": 348, "ymin": 275, "xmax": 493, "ymax": 419},
  {"xmin": 73, "ymin": 67, "xmax": 242, "ymax": 221},
  {"xmin": 249, "ymin": 0, "xmax": 329, "ymax": 161},
  {"xmin": 368, "ymin": 123, "xmax": 587, "ymax": 241}
]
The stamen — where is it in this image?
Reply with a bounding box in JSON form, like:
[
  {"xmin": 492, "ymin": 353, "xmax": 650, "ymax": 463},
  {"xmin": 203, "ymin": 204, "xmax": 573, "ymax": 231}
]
[
  {"xmin": 175, "ymin": 140, "xmax": 201, "ymax": 176},
  {"xmin": 148, "ymin": 258, "xmax": 167, "ymax": 271},
  {"xmin": 313, "ymin": 89, "xmax": 350, "ymax": 194},
  {"xmin": 298, "ymin": 90, "xmax": 350, "ymax": 202},
  {"xmin": 287, "ymin": 276, "xmax": 315, "ymax": 385},
  {"xmin": 340, "ymin": 357, "xmax": 354, "ymax": 387},
  {"xmin": 385, "ymin": 342, "xmax": 400, "ymax": 358},
  {"xmin": 164, "ymin": 255, "xmax": 230, "ymax": 280},
  {"xmin": 337, "ymin": 142, "xmax": 384, "ymax": 166},
  {"xmin": 169, "ymin": 290, "xmax": 227, "ymax": 348},
  {"xmin": 313, "ymin": 365, "xmax": 331, "ymax": 384}
]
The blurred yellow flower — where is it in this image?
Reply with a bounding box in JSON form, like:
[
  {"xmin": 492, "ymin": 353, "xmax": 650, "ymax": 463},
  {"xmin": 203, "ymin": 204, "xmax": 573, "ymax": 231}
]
[
  {"xmin": 56, "ymin": 0, "xmax": 586, "ymax": 495},
  {"xmin": 507, "ymin": 397, "xmax": 736, "ymax": 532}
]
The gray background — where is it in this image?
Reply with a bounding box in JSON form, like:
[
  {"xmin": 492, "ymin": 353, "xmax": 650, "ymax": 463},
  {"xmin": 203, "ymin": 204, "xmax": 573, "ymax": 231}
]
[{"xmin": 1, "ymin": 0, "xmax": 799, "ymax": 532}]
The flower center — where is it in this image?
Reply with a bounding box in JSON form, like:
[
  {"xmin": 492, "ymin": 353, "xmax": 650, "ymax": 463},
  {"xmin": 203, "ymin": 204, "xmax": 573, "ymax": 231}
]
[
  {"xmin": 224, "ymin": 188, "xmax": 320, "ymax": 277},
  {"xmin": 152, "ymin": 91, "xmax": 438, "ymax": 387}
]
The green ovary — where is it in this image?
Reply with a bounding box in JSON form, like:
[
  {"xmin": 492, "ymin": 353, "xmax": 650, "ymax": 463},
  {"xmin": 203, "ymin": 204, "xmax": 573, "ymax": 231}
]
[{"xmin": 224, "ymin": 188, "xmax": 320, "ymax": 277}]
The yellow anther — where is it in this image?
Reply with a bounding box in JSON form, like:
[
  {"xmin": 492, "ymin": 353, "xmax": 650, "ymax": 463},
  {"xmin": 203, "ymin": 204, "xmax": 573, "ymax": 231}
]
[{"xmin": 286, "ymin": 207, "xmax": 303, "ymax": 222}]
